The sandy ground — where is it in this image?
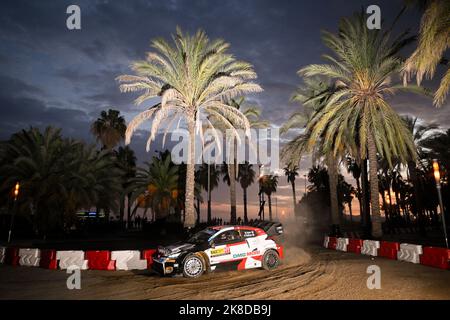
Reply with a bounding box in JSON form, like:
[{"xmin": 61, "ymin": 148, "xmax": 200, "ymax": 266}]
[{"xmin": 1, "ymin": 246, "xmax": 449, "ymax": 300}]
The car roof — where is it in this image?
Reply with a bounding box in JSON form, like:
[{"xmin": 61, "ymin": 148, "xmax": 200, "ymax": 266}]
[{"xmin": 210, "ymin": 225, "xmax": 266, "ymax": 235}]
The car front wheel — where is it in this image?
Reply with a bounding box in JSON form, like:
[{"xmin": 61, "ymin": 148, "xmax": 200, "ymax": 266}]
[
  {"xmin": 182, "ymin": 254, "xmax": 205, "ymax": 278},
  {"xmin": 262, "ymin": 250, "xmax": 280, "ymax": 271}
]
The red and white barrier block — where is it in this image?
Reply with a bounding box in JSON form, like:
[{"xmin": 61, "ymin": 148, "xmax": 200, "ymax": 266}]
[
  {"xmin": 111, "ymin": 250, "xmax": 148, "ymax": 270},
  {"xmin": 18, "ymin": 248, "xmax": 41, "ymax": 267},
  {"xmin": 378, "ymin": 241, "xmax": 400, "ymax": 260},
  {"xmin": 56, "ymin": 250, "xmax": 88, "ymax": 270},
  {"xmin": 336, "ymin": 238, "xmax": 349, "ymax": 252},
  {"xmin": 361, "ymin": 240, "xmax": 380, "ymax": 256},
  {"xmin": 397, "ymin": 244, "xmax": 422, "ymax": 264},
  {"xmin": 86, "ymin": 250, "xmax": 115, "ymax": 270},
  {"xmin": 0, "ymin": 246, "xmax": 6, "ymax": 264},
  {"xmin": 420, "ymin": 247, "xmax": 450, "ymax": 270}
]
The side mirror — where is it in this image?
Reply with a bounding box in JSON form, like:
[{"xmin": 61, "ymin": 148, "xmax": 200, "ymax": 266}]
[{"xmin": 210, "ymin": 241, "xmax": 215, "ymax": 249}]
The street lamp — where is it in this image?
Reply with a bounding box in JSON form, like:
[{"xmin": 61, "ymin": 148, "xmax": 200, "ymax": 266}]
[
  {"xmin": 8, "ymin": 182, "xmax": 20, "ymax": 243},
  {"xmin": 433, "ymin": 159, "xmax": 448, "ymax": 249}
]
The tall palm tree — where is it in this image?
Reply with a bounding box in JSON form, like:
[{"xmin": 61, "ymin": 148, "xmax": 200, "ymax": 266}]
[
  {"xmin": 260, "ymin": 175, "xmax": 278, "ymax": 221},
  {"xmin": 284, "ymin": 164, "xmax": 299, "ymax": 213},
  {"xmin": 218, "ymin": 97, "xmax": 268, "ymax": 224},
  {"xmin": 299, "ymin": 14, "xmax": 420, "ymax": 237},
  {"xmin": 115, "ymin": 146, "xmax": 137, "ymax": 226},
  {"xmin": 117, "ymin": 28, "xmax": 262, "ymax": 228},
  {"xmin": 238, "ymin": 161, "xmax": 256, "ymax": 223},
  {"xmin": 91, "ymin": 109, "xmax": 126, "ymax": 150},
  {"xmin": 403, "ymin": 0, "xmax": 450, "ymax": 106},
  {"xmin": 403, "ymin": 116, "xmax": 438, "ymax": 226},
  {"xmin": 197, "ymin": 163, "xmax": 219, "ymax": 223},
  {"xmin": 346, "ymin": 157, "xmax": 364, "ymax": 223},
  {"xmin": 129, "ymin": 155, "xmax": 179, "ymax": 221}
]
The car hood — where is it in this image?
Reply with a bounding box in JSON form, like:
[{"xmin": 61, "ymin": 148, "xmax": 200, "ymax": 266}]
[{"xmin": 161, "ymin": 242, "xmax": 197, "ymax": 255}]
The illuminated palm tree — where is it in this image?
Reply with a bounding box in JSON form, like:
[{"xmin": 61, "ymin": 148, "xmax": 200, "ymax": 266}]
[
  {"xmin": 403, "ymin": 0, "xmax": 450, "ymax": 106},
  {"xmin": 91, "ymin": 109, "xmax": 126, "ymax": 150},
  {"xmin": 117, "ymin": 28, "xmax": 262, "ymax": 228},
  {"xmin": 299, "ymin": 14, "xmax": 420, "ymax": 237}
]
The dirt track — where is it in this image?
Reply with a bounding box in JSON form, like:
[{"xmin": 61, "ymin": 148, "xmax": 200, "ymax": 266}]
[{"xmin": 1, "ymin": 246, "xmax": 449, "ymax": 300}]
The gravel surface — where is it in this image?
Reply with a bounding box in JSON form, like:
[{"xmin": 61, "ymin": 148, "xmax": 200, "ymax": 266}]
[{"xmin": 1, "ymin": 246, "xmax": 449, "ymax": 300}]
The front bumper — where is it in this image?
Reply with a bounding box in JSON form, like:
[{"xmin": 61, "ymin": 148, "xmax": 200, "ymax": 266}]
[{"xmin": 152, "ymin": 256, "xmax": 180, "ymax": 275}]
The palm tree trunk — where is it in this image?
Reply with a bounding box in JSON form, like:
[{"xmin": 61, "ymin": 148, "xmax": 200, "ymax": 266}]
[
  {"xmin": 355, "ymin": 178, "xmax": 363, "ymax": 222},
  {"xmin": 184, "ymin": 120, "xmax": 196, "ymax": 228},
  {"xmin": 268, "ymin": 194, "xmax": 273, "ymax": 221},
  {"xmin": 229, "ymin": 163, "xmax": 237, "ymax": 224},
  {"xmin": 361, "ymin": 159, "xmax": 372, "ymax": 235},
  {"xmin": 243, "ymin": 187, "xmax": 248, "ymax": 223},
  {"xmin": 327, "ymin": 156, "xmax": 340, "ymax": 229},
  {"xmin": 291, "ymin": 181, "xmax": 297, "ymax": 214},
  {"xmin": 408, "ymin": 161, "xmax": 425, "ymax": 233},
  {"xmin": 196, "ymin": 197, "xmax": 200, "ymax": 225},
  {"xmin": 368, "ymin": 132, "xmax": 383, "ymax": 238},
  {"xmin": 207, "ymin": 164, "xmax": 212, "ymax": 223}
]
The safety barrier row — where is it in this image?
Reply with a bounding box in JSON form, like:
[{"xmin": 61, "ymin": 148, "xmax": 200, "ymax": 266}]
[
  {"xmin": 0, "ymin": 246, "xmax": 157, "ymax": 271},
  {"xmin": 323, "ymin": 236, "xmax": 449, "ymax": 270}
]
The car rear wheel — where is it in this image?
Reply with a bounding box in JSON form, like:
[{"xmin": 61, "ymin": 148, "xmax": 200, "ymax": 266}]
[
  {"xmin": 262, "ymin": 250, "xmax": 280, "ymax": 271},
  {"xmin": 182, "ymin": 254, "xmax": 205, "ymax": 278}
]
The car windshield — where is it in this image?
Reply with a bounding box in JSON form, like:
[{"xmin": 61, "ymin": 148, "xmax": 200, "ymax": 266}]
[{"xmin": 187, "ymin": 228, "xmax": 217, "ymax": 244}]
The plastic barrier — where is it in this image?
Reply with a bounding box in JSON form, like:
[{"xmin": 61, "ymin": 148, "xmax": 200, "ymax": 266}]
[
  {"xmin": 111, "ymin": 250, "xmax": 148, "ymax": 270},
  {"xmin": 142, "ymin": 249, "xmax": 157, "ymax": 268},
  {"xmin": 420, "ymin": 247, "xmax": 450, "ymax": 270},
  {"xmin": 39, "ymin": 250, "xmax": 58, "ymax": 269},
  {"xmin": 347, "ymin": 239, "xmax": 363, "ymax": 254},
  {"xmin": 378, "ymin": 241, "xmax": 400, "ymax": 260},
  {"xmin": 56, "ymin": 250, "xmax": 88, "ymax": 270},
  {"xmin": 18, "ymin": 248, "xmax": 41, "ymax": 267},
  {"xmin": 0, "ymin": 246, "xmax": 5, "ymax": 264},
  {"xmin": 5, "ymin": 247, "xmax": 20, "ymax": 266},
  {"xmin": 327, "ymin": 237, "xmax": 337, "ymax": 250},
  {"xmin": 336, "ymin": 238, "xmax": 349, "ymax": 252},
  {"xmin": 86, "ymin": 250, "xmax": 115, "ymax": 270},
  {"xmin": 323, "ymin": 236, "xmax": 329, "ymax": 248},
  {"xmin": 361, "ymin": 240, "xmax": 380, "ymax": 256},
  {"xmin": 397, "ymin": 243, "xmax": 422, "ymax": 264}
]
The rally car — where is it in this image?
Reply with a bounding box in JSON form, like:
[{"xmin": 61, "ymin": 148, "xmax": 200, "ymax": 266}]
[{"xmin": 152, "ymin": 221, "xmax": 284, "ymax": 278}]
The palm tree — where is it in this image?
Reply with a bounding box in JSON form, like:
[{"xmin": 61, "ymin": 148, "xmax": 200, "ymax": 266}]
[
  {"xmin": 403, "ymin": 116, "xmax": 438, "ymax": 222},
  {"xmin": 117, "ymin": 28, "xmax": 262, "ymax": 228},
  {"xmin": 0, "ymin": 127, "xmax": 123, "ymax": 236},
  {"xmin": 238, "ymin": 161, "xmax": 256, "ymax": 223},
  {"xmin": 299, "ymin": 14, "xmax": 420, "ymax": 237},
  {"xmin": 403, "ymin": 0, "xmax": 450, "ymax": 106},
  {"xmin": 346, "ymin": 157, "xmax": 364, "ymax": 223},
  {"xmin": 91, "ymin": 109, "xmax": 126, "ymax": 150},
  {"xmin": 284, "ymin": 164, "xmax": 299, "ymax": 214},
  {"xmin": 197, "ymin": 163, "xmax": 219, "ymax": 223},
  {"xmin": 260, "ymin": 175, "xmax": 278, "ymax": 221},
  {"xmin": 217, "ymin": 97, "xmax": 268, "ymax": 224},
  {"xmin": 115, "ymin": 146, "xmax": 137, "ymax": 226},
  {"xmin": 129, "ymin": 154, "xmax": 179, "ymax": 221}
]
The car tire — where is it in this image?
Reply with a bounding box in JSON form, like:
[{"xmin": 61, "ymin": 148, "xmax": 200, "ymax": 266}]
[
  {"xmin": 262, "ymin": 250, "xmax": 280, "ymax": 271},
  {"xmin": 182, "ymin": 254, "xmax": 205, "ymax": 278}
]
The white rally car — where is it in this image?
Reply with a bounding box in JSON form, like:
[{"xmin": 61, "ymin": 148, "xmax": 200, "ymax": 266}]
[{"xmin": 152, "ymin": 221, "xmax": 284, "ymax": 278}]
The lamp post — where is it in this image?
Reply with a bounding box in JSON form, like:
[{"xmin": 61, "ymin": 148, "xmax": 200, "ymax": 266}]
[
  {"xmin": 8, "ymin": 182, "xmax": 20, "ymax": 244},
  {"xmin": 433, "ymin": 159, "xmax": 448, "ymax": 249}
]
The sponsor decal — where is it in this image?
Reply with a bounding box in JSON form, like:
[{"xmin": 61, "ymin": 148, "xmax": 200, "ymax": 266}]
[
  {"xmin": 247, "ymin": 250, "xmax": 260, "ymax": 256},
  {"xmin": 243, "ymin": 230, "xmax": 256, "ymax": 238},
  {"xmin": 232, "ymin": 253, "xmax": 246, "ymax": 259},
  {"xmin": 211, "ymin": 247, "xmax": 230, "ymax": 257}
]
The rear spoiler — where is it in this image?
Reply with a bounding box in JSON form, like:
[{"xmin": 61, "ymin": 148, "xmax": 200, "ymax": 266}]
[{"xmin": 248, "ymin": 220, "xmax": 283, "ymax": 237}]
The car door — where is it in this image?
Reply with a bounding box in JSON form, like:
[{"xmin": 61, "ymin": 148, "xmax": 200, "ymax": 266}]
[{"xmin": 206, "ymin": 230, "xmax": 247, "ymax": 266}]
